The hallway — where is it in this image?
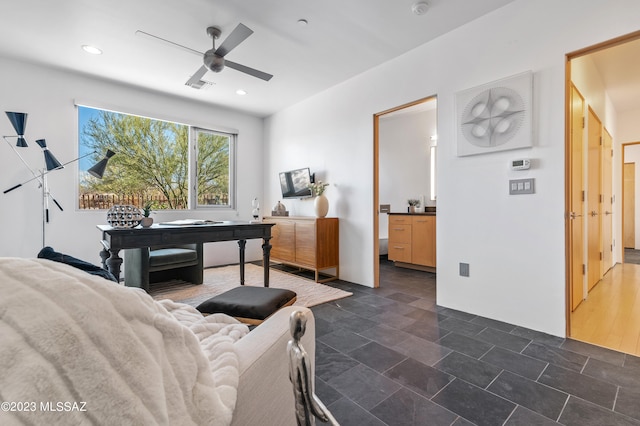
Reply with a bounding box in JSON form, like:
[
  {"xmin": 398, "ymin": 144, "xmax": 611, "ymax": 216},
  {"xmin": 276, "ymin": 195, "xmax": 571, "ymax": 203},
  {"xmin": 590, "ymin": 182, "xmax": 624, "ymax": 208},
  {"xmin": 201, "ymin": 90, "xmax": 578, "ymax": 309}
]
[{"xmin": 571, "ymin": 263, "xmax": 640, "ymax": 356}]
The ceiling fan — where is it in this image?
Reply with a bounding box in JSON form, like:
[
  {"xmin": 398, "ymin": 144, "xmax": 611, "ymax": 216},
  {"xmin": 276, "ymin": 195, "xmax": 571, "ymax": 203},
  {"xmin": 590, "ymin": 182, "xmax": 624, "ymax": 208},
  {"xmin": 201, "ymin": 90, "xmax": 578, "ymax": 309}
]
[{"xmin": 136, "ymin": 23, "xmax": 273, "ymax": 87}]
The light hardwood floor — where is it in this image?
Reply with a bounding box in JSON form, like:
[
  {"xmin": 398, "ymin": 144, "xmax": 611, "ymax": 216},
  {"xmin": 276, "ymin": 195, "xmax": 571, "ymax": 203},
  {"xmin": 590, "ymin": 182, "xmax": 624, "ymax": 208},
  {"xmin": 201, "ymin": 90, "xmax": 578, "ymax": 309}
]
[{"xmin": 571, "ymin": 262, "xmax": 640, "ymax": 356}]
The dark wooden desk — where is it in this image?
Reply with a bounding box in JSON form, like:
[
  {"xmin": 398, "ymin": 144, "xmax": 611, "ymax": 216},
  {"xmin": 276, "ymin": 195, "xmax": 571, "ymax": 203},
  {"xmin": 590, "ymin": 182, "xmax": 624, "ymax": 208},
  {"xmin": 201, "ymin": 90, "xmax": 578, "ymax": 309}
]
[{"xmin": 97, "ymin": 221, "xmax": 274, "ymax": 287}]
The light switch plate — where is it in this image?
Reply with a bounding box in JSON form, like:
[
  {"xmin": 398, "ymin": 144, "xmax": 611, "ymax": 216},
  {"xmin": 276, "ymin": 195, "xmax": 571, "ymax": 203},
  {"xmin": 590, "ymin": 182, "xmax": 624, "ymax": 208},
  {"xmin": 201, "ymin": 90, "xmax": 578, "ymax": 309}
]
[{"xmin": 509, "ymin": 178, "xmax": 535, "ymax": 195}]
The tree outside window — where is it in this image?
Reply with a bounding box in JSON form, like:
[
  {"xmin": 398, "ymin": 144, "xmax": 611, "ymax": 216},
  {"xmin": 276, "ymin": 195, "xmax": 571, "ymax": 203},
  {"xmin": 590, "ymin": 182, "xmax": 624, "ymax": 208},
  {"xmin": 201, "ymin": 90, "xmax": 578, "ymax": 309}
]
[{"xmin": 78, "ymin": 106, "xmax": 234, "ymax": 210}]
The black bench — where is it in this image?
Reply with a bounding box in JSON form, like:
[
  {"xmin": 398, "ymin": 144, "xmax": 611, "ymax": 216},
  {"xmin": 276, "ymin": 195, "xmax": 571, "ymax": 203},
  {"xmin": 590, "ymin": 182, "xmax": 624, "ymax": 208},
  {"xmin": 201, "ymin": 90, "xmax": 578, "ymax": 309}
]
[{"xmin": 196, "ymin": 286, "xmax": 297, "ymax": 325}]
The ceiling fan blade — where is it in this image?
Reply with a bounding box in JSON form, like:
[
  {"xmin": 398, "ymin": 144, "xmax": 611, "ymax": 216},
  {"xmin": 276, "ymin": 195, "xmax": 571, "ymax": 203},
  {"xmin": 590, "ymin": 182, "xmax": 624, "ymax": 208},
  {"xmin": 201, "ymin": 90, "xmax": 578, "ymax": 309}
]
[
  {"xmin": 225, "ymin": 60, "xmax": 273, "ymax": 81},
  {"xmin": 136, "ymin": 30, "xmax": 203, "ymax": 57},
  {"xmin": 215, "ymin": 23, "xmax": 253, "ymax": 57},
  {"xmin": 185, "ymin": 65, "xmax": 209, "ymax": 86}
]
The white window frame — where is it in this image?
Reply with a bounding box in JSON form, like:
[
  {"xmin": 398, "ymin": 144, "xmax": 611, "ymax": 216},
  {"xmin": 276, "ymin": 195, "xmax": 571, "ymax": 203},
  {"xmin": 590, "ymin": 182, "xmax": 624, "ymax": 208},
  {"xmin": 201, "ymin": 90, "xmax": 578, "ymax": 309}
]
[{"xmin": 190, "ymin": 127, "xmax": 237, "ymax": 210}]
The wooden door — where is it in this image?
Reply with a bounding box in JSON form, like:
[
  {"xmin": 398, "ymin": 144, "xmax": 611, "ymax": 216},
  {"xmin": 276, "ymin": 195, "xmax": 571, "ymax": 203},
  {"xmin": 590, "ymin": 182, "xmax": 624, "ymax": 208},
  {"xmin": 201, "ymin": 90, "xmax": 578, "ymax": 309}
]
[
  {"xmin": 602, "ymin": 129, "xmax": 613, "ymax": 272},
  {"xmin": 411, "ymin": 216, "xmax": 436, "ymax": 267},
  {"xmin": 624, "ymin": 163, "xmax": 635, "ymax": 248},
  {"xmin": 315, "ymin": 218, "xmax": 340, "ymax": 269},
  {"xmin": 569, "ymin": 86, "xmax": 585, "ymax": 311},
  {"xmin": 295, "ymin": 221, "xmax": 317, "ymax": 267},
  {"xmin": 587, "ymin": 107, "xmax": 602, "ymax": 291},
  {"xmin": 269, "ymin": 219, "xmax": 296, "ymax": 262}
]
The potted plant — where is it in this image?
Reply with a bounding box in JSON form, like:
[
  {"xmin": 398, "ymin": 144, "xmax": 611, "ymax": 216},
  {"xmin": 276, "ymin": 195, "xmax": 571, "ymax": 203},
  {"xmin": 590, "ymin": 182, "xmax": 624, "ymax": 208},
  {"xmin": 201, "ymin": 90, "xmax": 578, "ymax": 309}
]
[
  {"xmin": 141, "ymin": 201, "xmax": 154, "ymax": 227},
  {"xmin": 408, "ymin": 199, "xmax": 420, "ymax": 213}
]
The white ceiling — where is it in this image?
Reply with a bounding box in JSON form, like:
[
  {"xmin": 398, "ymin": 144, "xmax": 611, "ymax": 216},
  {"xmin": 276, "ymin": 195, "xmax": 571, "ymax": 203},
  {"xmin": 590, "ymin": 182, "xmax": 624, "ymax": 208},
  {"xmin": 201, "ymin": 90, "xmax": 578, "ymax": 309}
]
[
  {"xmin": 589, "ymin": 37, "xmax": 640, "ymax": 113},
  {"xmin": 0, "ymin": 0, "xmax": 517, "ymax": 117}
]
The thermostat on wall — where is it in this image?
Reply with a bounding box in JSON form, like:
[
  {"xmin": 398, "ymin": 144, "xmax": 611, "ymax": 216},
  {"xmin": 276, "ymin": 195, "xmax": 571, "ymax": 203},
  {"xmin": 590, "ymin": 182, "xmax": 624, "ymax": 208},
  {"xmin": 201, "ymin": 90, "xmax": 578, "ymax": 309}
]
[{"xmin": 511, "ymin": 158, "xmax": 530, "ymax": 170}]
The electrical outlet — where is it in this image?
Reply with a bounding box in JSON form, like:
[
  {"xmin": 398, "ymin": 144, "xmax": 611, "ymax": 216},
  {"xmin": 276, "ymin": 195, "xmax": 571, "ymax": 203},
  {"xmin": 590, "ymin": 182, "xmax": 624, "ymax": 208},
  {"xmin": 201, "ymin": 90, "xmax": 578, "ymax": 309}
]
[{"xmin": 459, "ymin": 262, "xmax": 470, "ymax": 277}]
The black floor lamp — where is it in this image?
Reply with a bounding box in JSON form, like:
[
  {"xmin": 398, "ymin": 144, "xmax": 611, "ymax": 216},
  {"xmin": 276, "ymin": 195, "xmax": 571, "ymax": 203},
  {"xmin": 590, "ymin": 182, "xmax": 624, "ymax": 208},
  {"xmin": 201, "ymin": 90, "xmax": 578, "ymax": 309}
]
[{"xmin": 3, "ymin": 111, "xmax": 115, "ymax": 247}]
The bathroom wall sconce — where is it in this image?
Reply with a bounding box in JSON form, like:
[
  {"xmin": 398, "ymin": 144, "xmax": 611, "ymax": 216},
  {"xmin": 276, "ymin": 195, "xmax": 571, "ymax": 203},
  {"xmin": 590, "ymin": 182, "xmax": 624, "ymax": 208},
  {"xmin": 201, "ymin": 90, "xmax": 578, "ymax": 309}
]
[{"xmin": 430, "ymin": 145, "xmax": 437, "ymax": 201}]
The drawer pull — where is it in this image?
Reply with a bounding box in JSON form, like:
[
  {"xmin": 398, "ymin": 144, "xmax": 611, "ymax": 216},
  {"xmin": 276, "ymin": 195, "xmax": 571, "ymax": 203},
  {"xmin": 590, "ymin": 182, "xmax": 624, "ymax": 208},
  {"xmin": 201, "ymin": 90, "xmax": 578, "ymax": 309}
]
[
  {"xmin": 393, "ymin": 246, "xmax": 405, "ymax": 250},
  {"xmin": 392, "ymin": 228, "xmax": 406, "ymax": 231}
]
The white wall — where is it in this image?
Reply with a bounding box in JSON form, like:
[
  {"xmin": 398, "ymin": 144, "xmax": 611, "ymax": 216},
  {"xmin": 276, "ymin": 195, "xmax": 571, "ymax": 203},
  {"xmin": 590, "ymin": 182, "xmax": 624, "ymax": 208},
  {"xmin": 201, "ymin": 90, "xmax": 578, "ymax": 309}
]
[
  {"xmin": 379, "ymin": 108, "xmax": 436, "ymax": 242},
  {"xmin": 264, "ymin": 0, "xmax": 640, "ymax": 336},
  {"xmin": 0, "ymin": 57, "xmax": 265, "ymax": 267},
  {"xmin": 618, "ymin": 107, "xmax": 640, "ymax": 143}
]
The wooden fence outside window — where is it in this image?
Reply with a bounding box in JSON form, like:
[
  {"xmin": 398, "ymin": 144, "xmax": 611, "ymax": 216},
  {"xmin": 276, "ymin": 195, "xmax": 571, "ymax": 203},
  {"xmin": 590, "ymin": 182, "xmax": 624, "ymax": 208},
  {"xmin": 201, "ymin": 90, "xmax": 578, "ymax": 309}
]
[{"xmin": 78, "ymin": 193, "xmax": 229, "ymax": 210}]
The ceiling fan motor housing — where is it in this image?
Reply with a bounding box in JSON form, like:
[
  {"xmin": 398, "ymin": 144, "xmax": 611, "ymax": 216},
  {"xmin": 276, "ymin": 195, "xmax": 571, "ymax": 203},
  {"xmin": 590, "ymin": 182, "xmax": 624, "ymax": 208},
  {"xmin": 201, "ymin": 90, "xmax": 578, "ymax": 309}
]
[{"xmin": 204, "ymin": 50, "xmax": 225, "ymax": 73}]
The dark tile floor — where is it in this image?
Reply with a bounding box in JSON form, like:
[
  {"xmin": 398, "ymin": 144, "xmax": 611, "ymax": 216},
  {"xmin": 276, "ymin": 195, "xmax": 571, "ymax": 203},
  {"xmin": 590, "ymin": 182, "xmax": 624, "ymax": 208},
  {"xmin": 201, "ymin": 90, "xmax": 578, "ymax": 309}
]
[{"xmin": 311, "ymin": 258, "xmax": 640, "ymax": 425}]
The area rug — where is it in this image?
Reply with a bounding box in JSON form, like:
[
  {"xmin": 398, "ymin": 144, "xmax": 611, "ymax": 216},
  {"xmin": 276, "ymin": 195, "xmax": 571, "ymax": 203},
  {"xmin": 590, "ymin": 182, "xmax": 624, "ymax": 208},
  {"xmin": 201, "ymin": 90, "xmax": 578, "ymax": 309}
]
[{"xmin": 150, "ymin": 263, "xmax": 352, "ymax": 308}]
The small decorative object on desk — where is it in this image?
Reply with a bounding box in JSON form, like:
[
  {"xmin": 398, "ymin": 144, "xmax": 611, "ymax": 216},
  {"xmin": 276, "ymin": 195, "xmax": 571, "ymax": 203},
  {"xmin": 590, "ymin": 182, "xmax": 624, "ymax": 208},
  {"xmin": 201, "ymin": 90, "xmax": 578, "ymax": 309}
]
[
  {"xmin": 140, "ymin": 201, "xmax": 154, "ymax": 228},
  {"xmin": 251, "ymin": 197, "xmax": 261, "ymax": 223},
  {"xmin": 106, "ymin": 205, "xmax": 143, "ymax": 228},
  {"xmin": 272, "ymin": 201, "xmax": 289, "ymax": 216},
  {"xmin": 408, "ymin": 199, "xmax": 420, "ymax": 213}
]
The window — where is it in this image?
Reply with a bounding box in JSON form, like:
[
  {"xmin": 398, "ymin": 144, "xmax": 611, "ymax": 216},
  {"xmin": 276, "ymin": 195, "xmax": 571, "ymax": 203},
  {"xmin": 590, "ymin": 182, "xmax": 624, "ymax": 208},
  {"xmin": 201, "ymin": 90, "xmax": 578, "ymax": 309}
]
[
  {"xmin": 77, "ymin": 105, "xmax": 235, "ymax": 210},
  {"xmin": 193, "ymin": 127, "xmax": 235, "ymax": 207}
]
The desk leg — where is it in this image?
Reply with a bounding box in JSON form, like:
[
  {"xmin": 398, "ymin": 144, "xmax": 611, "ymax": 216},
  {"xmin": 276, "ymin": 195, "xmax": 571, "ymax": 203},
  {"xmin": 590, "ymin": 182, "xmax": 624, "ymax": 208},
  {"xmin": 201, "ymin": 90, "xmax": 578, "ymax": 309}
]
[
  {"xmin": 99, "ymin": 244, "xmax": 110, "ymax": 270},
  {"xmin": 238, "ymin": 239, "xmax": 246, "ymax": 285},
  {"xmin": 262, "ymin": 236, "xmax": 272, "ymax": 287},
  {"xmin": 105, "ymin": 249, "xmax": 123, "ymax": 283}
]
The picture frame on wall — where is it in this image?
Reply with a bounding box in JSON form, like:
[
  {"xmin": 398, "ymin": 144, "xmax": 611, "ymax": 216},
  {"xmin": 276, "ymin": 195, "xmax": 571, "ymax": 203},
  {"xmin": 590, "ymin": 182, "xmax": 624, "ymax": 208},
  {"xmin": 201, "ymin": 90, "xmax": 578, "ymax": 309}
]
[{"xmin": 456, "ymin": 71, "xmax": 533, "ymax": 157}]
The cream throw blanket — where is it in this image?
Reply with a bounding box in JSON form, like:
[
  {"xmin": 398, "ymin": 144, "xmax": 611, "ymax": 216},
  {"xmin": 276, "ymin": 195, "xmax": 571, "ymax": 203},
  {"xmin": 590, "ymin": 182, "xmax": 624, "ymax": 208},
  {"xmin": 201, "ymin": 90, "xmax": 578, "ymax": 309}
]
[{"xmin": 0, "ymin": 258, "xmax": 249, "ymax": 425}]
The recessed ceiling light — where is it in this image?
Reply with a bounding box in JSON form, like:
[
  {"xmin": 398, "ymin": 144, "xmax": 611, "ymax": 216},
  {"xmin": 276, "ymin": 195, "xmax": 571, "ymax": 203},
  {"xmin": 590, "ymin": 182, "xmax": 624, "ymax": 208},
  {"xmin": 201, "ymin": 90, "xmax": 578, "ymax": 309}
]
[
  {"xmin": 236, "ymin": 89, "xmax": 247, "ymax": 96},
  {"xmin": 297, "ymin": 19, "xmax": 308, "ymax": 26},
  {"xmin": 82, "ymin": 45, "xmax": 103, "ymax": 55},
  {"xmin": 411, "ymin": 1, "xmax": 429, "ymax": 15}
]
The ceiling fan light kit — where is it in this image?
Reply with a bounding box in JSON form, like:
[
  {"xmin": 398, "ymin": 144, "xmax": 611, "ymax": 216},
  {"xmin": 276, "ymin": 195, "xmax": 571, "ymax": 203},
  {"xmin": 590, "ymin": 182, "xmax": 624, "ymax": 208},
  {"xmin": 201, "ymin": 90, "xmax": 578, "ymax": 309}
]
[{"xmin": 203, "ymin": 51, "xmax": 225, "ymax": 73}]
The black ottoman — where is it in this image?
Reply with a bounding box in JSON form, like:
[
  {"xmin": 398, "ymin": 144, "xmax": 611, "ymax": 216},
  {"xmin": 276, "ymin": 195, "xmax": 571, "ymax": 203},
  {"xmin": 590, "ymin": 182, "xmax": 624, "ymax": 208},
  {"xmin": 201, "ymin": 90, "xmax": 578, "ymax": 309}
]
[{"xmin": 196, "ymin": 286, "xmax": 297, "ymax": 325}]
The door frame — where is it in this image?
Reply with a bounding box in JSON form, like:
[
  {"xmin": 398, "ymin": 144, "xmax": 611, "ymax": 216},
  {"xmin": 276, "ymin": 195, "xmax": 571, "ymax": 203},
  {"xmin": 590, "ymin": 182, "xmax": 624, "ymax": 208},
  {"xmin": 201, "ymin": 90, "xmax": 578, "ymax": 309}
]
[
  {"xmin": 373, "ymin": 95, "xmax": 437, "ymax": 288},
  {"xmin": 565, "ymin": 30, "xmax": 640, "ymax": 336},
  {"xmin": 568, "ymin": 83, "xmax": 585, "ymax": 312}
]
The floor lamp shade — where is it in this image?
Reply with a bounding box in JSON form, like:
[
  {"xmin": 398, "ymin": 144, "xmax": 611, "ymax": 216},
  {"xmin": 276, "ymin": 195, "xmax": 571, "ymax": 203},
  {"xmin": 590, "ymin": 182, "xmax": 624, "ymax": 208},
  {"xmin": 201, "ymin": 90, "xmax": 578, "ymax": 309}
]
[
  {"xmin": 5, "ymin": 111, "xmax": 28, "ymax": 147},
  {"xmin": 35, "ymin": 139, "xmax": 63, "ymax": 171},
  {"xmin": 88, "ymin": 149, "xmax": 116, "ymax": 178}
]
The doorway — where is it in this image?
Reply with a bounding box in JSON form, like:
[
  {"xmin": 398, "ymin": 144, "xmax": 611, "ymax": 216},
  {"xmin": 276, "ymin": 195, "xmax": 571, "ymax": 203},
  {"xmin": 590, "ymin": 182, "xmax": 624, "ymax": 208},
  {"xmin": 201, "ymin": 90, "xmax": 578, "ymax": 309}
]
[
  {"xmin": 373, "ymin": 96, "xmax": 437, "ymax": 288},
  {"xmin": 566, "ymin": 31, "xmax": 640, "ymax": 354},
  {"xmin": 623, "ymin": 161, "xmax": 635, "ymax": 249}
]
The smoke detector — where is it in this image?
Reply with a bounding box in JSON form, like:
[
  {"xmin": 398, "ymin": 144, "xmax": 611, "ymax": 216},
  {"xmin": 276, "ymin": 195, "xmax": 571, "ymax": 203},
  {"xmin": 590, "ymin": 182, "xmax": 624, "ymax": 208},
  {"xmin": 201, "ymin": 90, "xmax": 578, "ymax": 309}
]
[{"xmin": 412, "ymin": 1, "xmax": 429, "ymax": 15}]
